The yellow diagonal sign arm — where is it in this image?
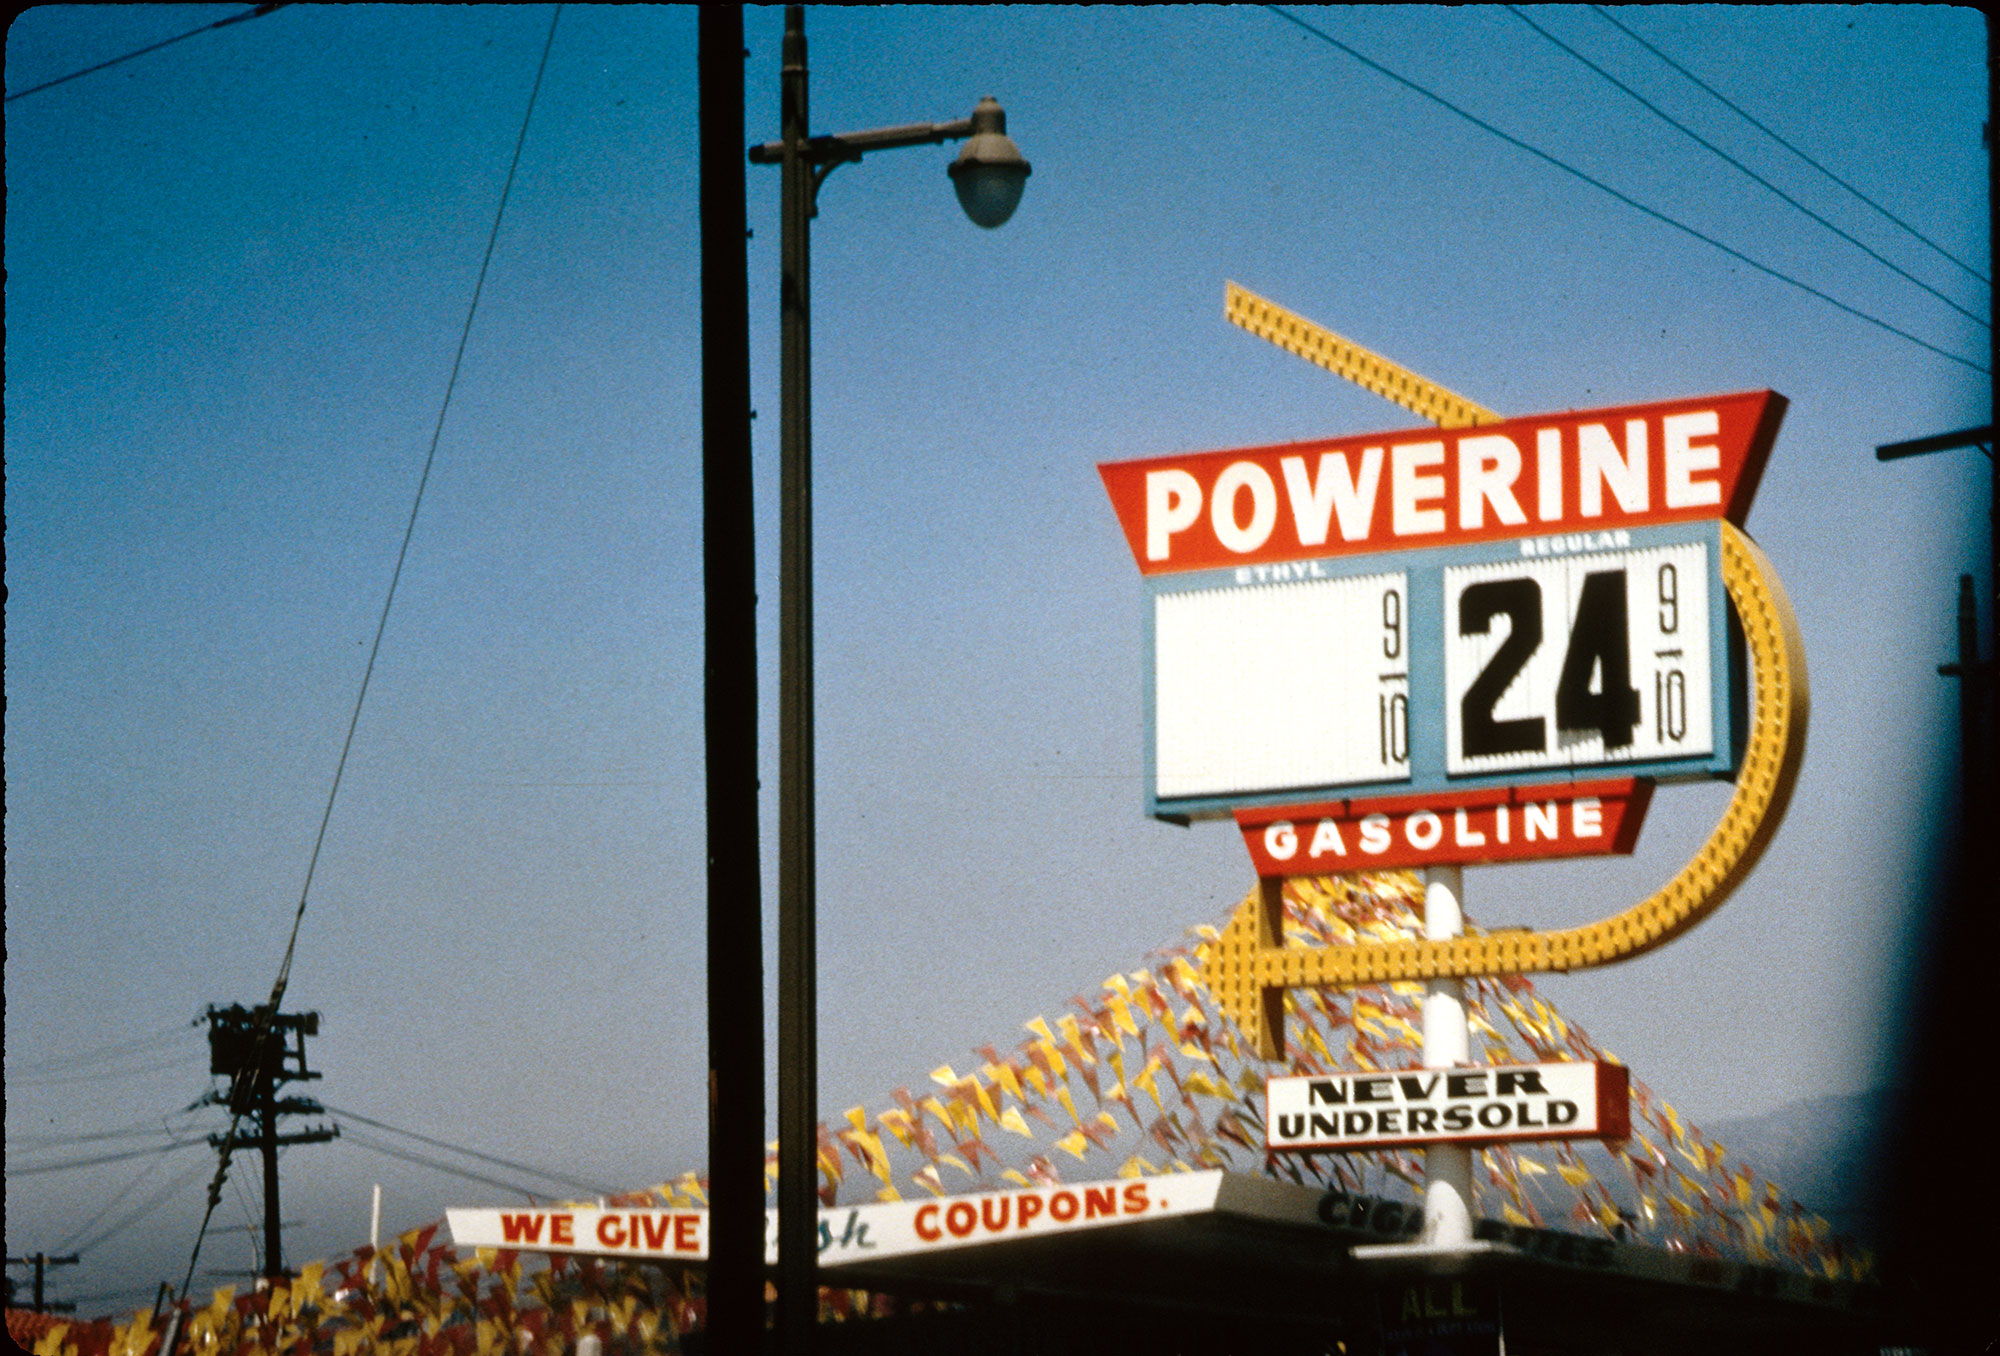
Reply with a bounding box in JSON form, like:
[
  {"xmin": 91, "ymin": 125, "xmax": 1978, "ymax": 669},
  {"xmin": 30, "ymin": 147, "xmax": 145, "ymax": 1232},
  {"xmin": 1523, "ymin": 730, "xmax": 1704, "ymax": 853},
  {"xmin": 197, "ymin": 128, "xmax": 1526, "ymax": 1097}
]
[
  {"xmin": 1204, "ymin": 520, "xmax": 1809, "ymax": 1060},
  {"xmin": 1224, "ymin": 281, "xmax": 1503, "ymax": 429}
]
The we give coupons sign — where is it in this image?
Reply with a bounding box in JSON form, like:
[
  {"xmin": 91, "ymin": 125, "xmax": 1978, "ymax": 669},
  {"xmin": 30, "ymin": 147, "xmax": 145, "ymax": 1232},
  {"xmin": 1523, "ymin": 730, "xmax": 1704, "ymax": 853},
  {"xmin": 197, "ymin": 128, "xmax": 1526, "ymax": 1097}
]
[{"xmin": 447, "ymin": 1173, "xmax": 1224, "ymax": 1266}]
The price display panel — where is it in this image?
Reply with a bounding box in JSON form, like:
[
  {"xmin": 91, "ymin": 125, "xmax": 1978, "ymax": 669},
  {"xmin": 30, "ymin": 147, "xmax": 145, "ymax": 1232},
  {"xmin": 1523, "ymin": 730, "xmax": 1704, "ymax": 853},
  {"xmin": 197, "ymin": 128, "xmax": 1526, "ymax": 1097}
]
[
  {"xmin": 1444, "ymin": 541, "xmax": 1712, "ymax": 776},
  {"xmin": 1144, "ymin": 523, "xmax": 1736, "ymax": 822},
  {"xmin": 1152, "ymin": 570, "xmax": 1410, "ymax": 800}
]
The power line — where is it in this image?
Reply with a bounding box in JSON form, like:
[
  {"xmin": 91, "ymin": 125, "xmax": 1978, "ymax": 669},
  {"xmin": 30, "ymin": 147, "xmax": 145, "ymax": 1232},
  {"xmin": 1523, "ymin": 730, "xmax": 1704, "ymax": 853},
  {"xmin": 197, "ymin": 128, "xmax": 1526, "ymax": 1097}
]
[
  {"xmin": 57, "ymin": 1153, "xmax": 180, "ymax": 1253},
  {"xmin": 321, "ymin": 1102, "xmax": 617, "ymax": 1197},
  {"xmin": 64, "ymin": 1162, "xmax": 215, "ymax": 1259},
  {"xmin": 8, "ymin": 1054, "xmax": 205, "ymax": 1090},
  {"xmin": 1505, "ymin": 5, "xmax": 1987, "ymax": 332},
  {"xmin": 4, "ymin": 1020, "xmax": 200, "ymax": 1078},
  {"xmin": 1588, "ymin": 5, "xmax": 1990, "ymax": 287},
  {"xmin": 227, "ymin": 1171, "xmax": 265, "ymax": 1270},
  {"xmin": 11, "ymin": 1139, "xmax": 210, "ymax": 1177},
  {"xmin": 9, "ymin": 1113, "xmax": 212, "ymax": 1150},
  {"xmin": 1260, "ymin": 5, "xmax": 1990, "ymax": 376},
  {"xmin": 337, "ymin": 1128, "xmax": 555, "ymax": 1201},
  {"xmin": 173, "ymin": 0, "xmax": 564, "ymax": 1310},
  {"xmin": 264, "ymin": 0, "xmax": 563, "ymax": 1014},
  {"xmin": 4, "ymin": 4, "xmax": 291, "ymax": 104}
]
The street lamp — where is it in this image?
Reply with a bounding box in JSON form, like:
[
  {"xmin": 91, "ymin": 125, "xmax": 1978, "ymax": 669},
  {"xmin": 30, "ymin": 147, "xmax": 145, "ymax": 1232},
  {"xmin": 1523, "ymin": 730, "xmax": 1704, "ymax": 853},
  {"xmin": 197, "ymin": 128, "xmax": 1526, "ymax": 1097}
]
[
  {"xmin": 747, "ymin": 8, "xmax": 1029, "ymax": 1352},
  {"xmin": 949, "ymin": 97, "xmax": 1033, "ymax": 228}
]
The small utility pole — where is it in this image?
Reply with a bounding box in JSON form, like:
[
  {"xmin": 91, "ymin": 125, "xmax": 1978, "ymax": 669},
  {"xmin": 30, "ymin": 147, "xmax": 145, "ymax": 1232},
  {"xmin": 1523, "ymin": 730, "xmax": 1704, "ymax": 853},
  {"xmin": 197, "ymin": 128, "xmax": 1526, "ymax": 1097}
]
[
  {"xmin": 4, "ymin": 1253, "xmax": 79, "ymax": 1313},
  {"xmin": 200, "ymin": 1004, "xmax": 338, "ymax": 1281}
]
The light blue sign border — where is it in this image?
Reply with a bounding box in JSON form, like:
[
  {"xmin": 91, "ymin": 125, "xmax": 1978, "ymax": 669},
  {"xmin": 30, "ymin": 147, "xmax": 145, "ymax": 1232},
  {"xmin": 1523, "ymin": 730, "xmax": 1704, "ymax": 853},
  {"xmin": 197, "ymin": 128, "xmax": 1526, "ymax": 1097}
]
[{"xmin": 1143, "ymin": 521, "xmax": 1738, "ymax": 823}]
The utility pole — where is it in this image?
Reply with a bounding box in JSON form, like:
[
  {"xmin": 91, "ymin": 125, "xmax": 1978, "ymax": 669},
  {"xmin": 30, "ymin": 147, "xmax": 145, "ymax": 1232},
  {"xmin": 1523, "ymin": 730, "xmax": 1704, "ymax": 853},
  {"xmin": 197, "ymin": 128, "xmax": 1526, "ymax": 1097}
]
[
  {"xmin": 4, "ymin": 1253, "xmax": 79, "ymax": 1313},
  {"xmin": 700, "ymin": 5, "xmax": 767, "ymax": 1351},
  {"xmin": 199, "ymin": 1004, "xmax": 338, "ymax": 1282}
]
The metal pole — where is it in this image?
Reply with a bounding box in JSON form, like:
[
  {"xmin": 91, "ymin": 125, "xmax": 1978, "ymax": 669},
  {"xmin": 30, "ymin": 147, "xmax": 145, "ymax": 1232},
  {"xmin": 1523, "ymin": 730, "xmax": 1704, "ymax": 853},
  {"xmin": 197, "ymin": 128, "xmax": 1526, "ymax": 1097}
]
[
  {"xmin": 1419, "ymin": 865, "xmax": 1474, "ymax": 1247},
  {"xmin": 776, "ymin": 6, "xmax": 819, "ymax": 1353},
  {"xmin": 261, "ymin": 1058, "xmax": 283, "ymax": 1280},
  {"xmin": 701, "ymin": 6, "xmax": 766, "ymax": 1350},
  {"xmin": 1950, "ymin": 575, "xmax": 1979, "ymax": 822}
]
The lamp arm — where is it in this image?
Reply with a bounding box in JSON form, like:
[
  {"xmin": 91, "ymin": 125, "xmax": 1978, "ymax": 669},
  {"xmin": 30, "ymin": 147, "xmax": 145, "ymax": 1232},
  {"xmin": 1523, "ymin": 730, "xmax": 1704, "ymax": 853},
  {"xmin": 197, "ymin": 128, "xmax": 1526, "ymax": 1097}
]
[{"xmin": 747, "ymin": 116, "xmax": 974, "ymax": 167}]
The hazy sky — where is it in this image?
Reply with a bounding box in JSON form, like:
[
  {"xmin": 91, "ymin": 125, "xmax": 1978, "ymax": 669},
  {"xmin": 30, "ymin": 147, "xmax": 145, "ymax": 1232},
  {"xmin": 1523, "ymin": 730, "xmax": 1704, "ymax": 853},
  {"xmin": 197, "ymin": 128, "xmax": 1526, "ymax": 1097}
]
[{"xmin": 5, "ymin": 3, "xmax": 1988, "ymax": 1313}]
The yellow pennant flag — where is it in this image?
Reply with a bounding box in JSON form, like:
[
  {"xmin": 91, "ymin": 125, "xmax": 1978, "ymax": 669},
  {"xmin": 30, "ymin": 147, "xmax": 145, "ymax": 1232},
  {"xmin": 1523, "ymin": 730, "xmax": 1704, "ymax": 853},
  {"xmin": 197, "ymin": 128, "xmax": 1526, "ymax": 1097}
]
[{"xmin": 1054, "ymin": 1084, "xmax": 1082, "ymax": 1125}]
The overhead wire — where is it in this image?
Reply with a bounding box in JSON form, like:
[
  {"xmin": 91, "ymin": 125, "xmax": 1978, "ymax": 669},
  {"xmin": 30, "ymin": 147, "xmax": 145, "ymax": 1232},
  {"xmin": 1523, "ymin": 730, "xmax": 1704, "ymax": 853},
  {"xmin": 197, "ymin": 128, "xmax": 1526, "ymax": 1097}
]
[
  {"xmin": 1261, "ymin": 5, "xmax": 1989, "ymax": 376},
  {"xmin": 173, "ymin": 3, "xmax": 566, "ymax": 1307},
  {"xmin": 4, "ymin": 4, "xmax": 291, "ymax": 103},
  {"xmin": 63, "ymin": 1162, "xmax": 216, "ymax": 1259},
  {"xmin": 57, "ymin": 1151, "xmax": 181, "ymax": 1252},
  {"xmin": 3, "ymin": 1019, "xmax": 201, "ymax": 1078},
  {"xmin": 320, "ymin": 1102, "xmax": 618, "ymax": 1197},
  {"xmin": 11, "ymin": 1138, "xmax": 211, "ymax": 1177},
  {"xmin": 1504, "ymin": 5, "xmax": 1987, "ymax": 332},
  {"xmin": 8, "ymin": 1110, "xmax": 215, "ymax": 1150},
  {"xmin": 8, "ymin": 1054, "xmax": 206, "ymax": 1090},
  {"xmin": 1587, "ymin": 5, "xmax": 1989, "ymax": 288},
  {"xmin": 62, "ymin": 1284, "xmax": 182, "ymax": 1310},
  {"xmin": 228, "ymin": 1170, "xmax": 265, "ymax": 1272},
  {"xmin": 337, "ymin": 1128, "xmax": 555, "ymax": 1201}
]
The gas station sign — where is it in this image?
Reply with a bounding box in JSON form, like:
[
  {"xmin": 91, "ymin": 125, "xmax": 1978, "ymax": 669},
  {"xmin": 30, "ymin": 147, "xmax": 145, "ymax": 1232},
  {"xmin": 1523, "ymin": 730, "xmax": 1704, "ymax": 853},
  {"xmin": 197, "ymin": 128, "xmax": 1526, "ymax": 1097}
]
[
  {"xmin": 1100, "ymin": 381, "xmax": 1807, "ymax": 1052},
  {"xmin": 1099, "ymin": 391, "xmax": 1782, "ymax": 823}
]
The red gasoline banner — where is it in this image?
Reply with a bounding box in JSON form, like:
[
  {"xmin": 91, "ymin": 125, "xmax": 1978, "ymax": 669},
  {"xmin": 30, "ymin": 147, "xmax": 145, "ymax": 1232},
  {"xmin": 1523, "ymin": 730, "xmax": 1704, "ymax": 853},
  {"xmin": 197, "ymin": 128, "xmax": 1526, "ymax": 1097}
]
[
  {"xmin": 1099, "ymin": 390, "xmax": 1783, "ymax": 576},
  {"xmin": 1233, "ymin": 778, "xmax": 1651, "ymax": 875}
]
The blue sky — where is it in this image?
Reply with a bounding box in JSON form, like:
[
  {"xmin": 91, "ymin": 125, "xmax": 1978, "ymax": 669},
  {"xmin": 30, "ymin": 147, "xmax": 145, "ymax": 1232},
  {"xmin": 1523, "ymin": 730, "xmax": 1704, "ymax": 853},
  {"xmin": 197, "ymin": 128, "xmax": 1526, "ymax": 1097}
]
[{"xmin": 5, "ymin": 3, "xmax": 1988, "ymax": 1312}]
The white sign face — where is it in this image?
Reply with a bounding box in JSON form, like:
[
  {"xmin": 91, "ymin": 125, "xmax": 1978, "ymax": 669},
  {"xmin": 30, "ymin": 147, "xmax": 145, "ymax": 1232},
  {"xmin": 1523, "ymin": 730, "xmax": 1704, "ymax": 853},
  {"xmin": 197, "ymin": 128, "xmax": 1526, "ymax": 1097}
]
[
  {"xmin": 1153, "ymin": 570, "xmax": 1409, "ymax": 798},
  {"xmin": 445, "ymin": 1172, "xmax": 1228, "ymax": 1267},
  {"xmin": 1266, "ymin": 1061, "xmax": 1628, "ymax": 1152},
  {"xmin": 1444, "ymin": 542, "xmax": 1711, "ymax": 777}
]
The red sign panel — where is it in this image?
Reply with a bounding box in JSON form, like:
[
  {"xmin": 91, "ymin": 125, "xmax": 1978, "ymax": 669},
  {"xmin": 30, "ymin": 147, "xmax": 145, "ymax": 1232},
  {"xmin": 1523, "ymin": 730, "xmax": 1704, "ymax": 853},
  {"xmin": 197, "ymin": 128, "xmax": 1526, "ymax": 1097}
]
[
  {"xmin": 1233, "ymin": 778, "xmax": 1651, "ymax": 875},
  {"xmin": 1098, "ymin": 390, "xmax": 1783, "ymax": 576}
]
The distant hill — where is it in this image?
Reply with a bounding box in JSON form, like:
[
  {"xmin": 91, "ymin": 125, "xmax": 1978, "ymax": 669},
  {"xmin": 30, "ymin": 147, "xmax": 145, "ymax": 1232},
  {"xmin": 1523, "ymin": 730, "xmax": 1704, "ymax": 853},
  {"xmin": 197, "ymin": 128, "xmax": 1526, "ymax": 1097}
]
[{"xmin": 1704, "ymin": 1089, "xmax": 1890, "ymax": 1249}]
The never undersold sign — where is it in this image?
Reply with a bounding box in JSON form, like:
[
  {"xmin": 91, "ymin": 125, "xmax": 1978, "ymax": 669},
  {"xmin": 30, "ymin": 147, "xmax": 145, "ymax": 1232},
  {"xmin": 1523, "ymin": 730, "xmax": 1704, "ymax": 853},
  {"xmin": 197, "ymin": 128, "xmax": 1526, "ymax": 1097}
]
[{"xmin": 1266, "ymin": 1060, "xmax": 1629, "ymax": 1153}]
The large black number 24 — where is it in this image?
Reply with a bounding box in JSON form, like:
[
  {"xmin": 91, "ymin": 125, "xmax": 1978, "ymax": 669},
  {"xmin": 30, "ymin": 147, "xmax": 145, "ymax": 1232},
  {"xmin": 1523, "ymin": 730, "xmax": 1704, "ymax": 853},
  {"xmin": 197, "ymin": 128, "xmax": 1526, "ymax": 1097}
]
[{"xmin": 1459, "ymin": 570, "xmax": 1640, "ymax": 758}]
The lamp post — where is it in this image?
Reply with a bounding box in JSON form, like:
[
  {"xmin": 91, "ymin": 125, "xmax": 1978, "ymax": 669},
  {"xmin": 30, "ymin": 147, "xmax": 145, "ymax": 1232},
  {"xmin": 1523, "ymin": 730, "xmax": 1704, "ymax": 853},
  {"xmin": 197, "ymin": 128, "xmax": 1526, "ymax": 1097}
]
[{"xmin": 748, "ymin": 9, "xmax": 1029, "ymax": 1352}]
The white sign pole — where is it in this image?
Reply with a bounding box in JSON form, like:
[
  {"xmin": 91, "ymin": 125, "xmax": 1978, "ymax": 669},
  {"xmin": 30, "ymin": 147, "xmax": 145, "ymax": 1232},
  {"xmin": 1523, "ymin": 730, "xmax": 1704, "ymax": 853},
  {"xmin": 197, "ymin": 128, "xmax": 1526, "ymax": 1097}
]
[{"xmin": 1419, "ymin": 865, "xmax": 1474, "ymax": 1247}]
